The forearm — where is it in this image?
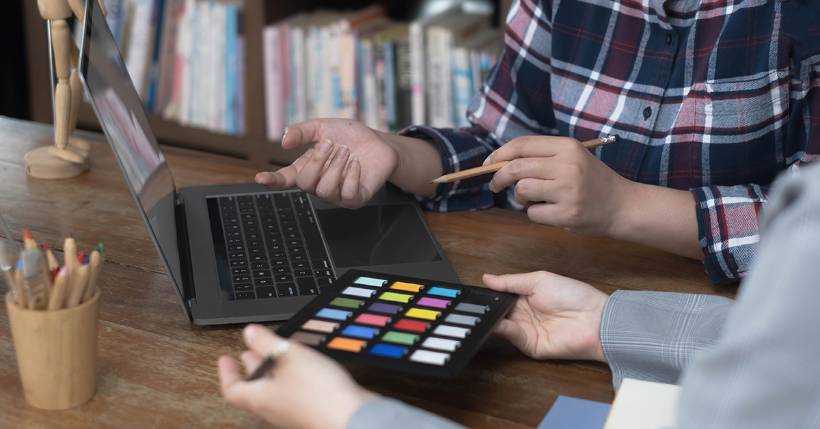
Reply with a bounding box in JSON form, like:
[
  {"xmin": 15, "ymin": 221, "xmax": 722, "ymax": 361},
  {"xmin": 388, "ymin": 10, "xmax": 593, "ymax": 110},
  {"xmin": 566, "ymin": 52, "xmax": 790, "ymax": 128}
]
[
  {"xmin": 612, "ymin": 181, "xmax": 703, "ymax": 260},
  {"xmin": 379, "ymin": 131, "xmax": 442, "ymax": 198}
]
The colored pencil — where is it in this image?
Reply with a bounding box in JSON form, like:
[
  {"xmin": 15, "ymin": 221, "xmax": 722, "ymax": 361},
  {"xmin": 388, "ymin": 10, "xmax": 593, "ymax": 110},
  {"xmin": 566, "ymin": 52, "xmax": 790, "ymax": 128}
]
[
  {"xmin": 431, "ymin": 135, "xmax": 617, "ymax": 184},
  {"xmin": 47, "ymin": 267, "xmax": 69, "ymax": 310}
]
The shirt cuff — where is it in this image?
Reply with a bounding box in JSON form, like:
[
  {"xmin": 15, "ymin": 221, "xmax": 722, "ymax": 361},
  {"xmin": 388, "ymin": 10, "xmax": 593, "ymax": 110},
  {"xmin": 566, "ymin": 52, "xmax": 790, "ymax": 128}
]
[
  {"xmin": 690, "ymin": 185, "xmax": 766, "ymax": 284},
  {"xmin": 399, "ymin": 125, "xmax": 496, "ymax": 212},
  {"xmin": 347, "ymin": 398, "xmax": 466, "ymax": 429},
  {"xmin": 600, "ymin": 290, "xmax": 733, "ymax": 389}
]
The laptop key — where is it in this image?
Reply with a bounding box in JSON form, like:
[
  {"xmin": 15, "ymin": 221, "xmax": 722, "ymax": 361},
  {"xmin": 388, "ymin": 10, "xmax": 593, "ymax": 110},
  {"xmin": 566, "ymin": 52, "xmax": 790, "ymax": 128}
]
[
  {"xmin": 273, "ymin": 266, "xmax": 289, "ymax": 275},
  {"xmin": 275, "ymin": 274, "xmax": 293, "ymax": 283},
  {"xmin": 256, "ymin": 287, "xmax": 276, "ymax": 299},
  {"xmin": 251, "ymin": 262, "xmax": 268, "ymax": 270},
  {"xmin": 234, "ymin": 284, "xmax": 253, "ymax": 292},
  {"xmin": 253, "ymin": 270, "xmax": 271, "ymax": 278},
  {"xmin": 233, "ymin": 275, "xmax": 250, "ymax": 283},
  {"xmin": 254, "ymin": 277, "xmax": 273, "ymax": 287},
  {"xmin": 297, "ymin": 277, "xmax": 318, "ymax": 296},
  {"xmin": 230, "ymin": 260, "xmax": 247, "ymax": 267},
  {"xmin": 314, "ymin": 268, "xmax": 332, "ymax": 278},
  {"xmin": 276, "ymin": 283, "xmax": 296, "ymax": 297},
  {"xmin": 295, "ymin": 269, "xmax": 311, "ymax": 277},
  {"xmin": 231, "ymin": 267, "xmax": 249, "ymax": 275}
]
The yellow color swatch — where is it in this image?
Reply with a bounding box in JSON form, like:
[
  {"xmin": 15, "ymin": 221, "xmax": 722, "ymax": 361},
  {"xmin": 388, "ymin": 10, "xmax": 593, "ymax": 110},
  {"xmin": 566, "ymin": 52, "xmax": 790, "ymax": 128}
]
[
  {"xmin": 406, "ymin": 308, "xmax": 441, "ymax": 321},
  {"xmin": 327, "ymin": 337, "xmax": 367, "ymax": 352},
  {"xmin": 390, "ymin": 281, "xmax": 424, "ymax": 293},
  {"xmin": 379, "ymin": 292, "xmax": 414, "ymax": 303}
]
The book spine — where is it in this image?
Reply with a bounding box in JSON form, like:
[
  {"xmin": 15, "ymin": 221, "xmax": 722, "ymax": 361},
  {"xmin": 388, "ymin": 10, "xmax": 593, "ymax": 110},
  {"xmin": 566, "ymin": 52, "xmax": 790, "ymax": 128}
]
[
  {"xmin": 263, "ymin": 26, "xmax": 283, "ymax": 141},
  {"xmin": 383, "ymin": 41, "xmax": 396, "ymax": 131},
  {"xmin": 394, "ymin": 37, "xmax": 412, "ymax": 130},
  {"xmin": 224, "ymin": 4, "xmax": 238, "ymax": 134},
  {"xmin": 408, "ymin": 22, "xmax": 425, "ymax": 125},
  {"xmin": 452, "ymin": 46, "xmax": 472, "ymax": 127},
  {"xmin": 144, "ymin": 0, "xmax": 166, "ymax": 112}
]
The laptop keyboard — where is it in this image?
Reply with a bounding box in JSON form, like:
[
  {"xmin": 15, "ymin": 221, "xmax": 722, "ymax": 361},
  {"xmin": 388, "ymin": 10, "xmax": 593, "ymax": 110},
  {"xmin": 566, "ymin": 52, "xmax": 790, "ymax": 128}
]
[{"xmin": 209, "ymin": 191, "xmax": 335, "ymax": 300}]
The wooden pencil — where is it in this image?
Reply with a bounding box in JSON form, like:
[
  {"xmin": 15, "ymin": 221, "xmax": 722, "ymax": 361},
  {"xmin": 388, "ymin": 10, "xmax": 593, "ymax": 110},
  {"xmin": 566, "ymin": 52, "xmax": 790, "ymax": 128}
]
[{"xmin": 431, "ymin": 135, "xmax": 617, "ymax": 184}]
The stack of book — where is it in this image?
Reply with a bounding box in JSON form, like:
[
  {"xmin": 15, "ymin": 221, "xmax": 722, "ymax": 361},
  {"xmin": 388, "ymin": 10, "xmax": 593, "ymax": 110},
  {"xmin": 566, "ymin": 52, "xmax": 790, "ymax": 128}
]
[
  {"xmin": 101, "ymin": 0, "xmax": 245, "ymax": 135},
  {"xmin": 263, "ymin": 5, "xmax": 501, "ymax": 141}
]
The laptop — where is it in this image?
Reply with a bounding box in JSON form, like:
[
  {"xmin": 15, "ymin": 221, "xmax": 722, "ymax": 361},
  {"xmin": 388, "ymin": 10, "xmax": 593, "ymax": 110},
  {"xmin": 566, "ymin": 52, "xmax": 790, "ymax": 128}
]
[{"xmin": 76, "ymin": 0, "xmax": 459, "ymax": 325}]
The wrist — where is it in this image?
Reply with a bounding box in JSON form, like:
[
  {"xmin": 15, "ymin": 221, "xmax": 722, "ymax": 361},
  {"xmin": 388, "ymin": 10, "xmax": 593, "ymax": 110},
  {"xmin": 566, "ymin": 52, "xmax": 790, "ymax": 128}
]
[
  {"xmin": 607, "ymin": 178, "xmax": 646, "ymax": 242},
  {"xmin": 585, "ymin": 292, "xmax": 608, "ymax": 362},
  {"xmin": 324, "ymin": 387, "xmax": 379, "ymax": 429}
]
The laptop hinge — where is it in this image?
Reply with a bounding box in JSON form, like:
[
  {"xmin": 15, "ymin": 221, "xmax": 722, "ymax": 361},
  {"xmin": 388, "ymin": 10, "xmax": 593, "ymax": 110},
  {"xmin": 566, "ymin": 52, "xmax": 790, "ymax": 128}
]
[{"xmin": 175, "ymin": 194, "xmax": 197, "ymax": 316}]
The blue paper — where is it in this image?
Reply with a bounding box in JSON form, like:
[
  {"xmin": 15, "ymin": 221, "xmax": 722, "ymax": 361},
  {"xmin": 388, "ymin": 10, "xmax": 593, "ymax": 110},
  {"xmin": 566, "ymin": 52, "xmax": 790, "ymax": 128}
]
[{"xmin": 538, "ymin": 396, "xmax": 611, "ymax": 429}]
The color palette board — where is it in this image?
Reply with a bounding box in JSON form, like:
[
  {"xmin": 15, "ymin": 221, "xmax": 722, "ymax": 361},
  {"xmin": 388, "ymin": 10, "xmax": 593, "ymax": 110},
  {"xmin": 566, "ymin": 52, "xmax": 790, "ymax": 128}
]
[{"xmin": 277, "ymin": 270, "xmax": 516, "ymax": 378}]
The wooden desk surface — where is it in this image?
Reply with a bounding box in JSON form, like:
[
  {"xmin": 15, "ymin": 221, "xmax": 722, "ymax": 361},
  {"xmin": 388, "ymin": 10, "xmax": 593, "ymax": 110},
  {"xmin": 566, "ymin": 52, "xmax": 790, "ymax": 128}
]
[{"xmin": 0, "ymin": 117, "xmax": 733, "ymax": 428}]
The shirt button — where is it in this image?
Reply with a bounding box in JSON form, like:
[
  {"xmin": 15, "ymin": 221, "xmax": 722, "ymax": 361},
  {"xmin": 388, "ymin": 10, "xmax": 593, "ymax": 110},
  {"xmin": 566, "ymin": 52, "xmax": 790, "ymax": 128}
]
[
  {"xmin": 643, "ymin": 106, "xmax": 652, "ymax": 120},
  {"xmin": 666, "ymin": 33, "xmax": 673, "ymax": 45}
]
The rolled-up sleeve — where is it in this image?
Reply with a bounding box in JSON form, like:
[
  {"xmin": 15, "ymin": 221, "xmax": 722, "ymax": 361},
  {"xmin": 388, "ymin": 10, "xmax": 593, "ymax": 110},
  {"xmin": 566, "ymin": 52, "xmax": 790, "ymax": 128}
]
[
  {"xmin": 599, "ymin": 290, "xmax": 734, "ymax": 388},
  {"xmin": 690, "ymin": 184, "xmax": 767, "ymax": 284}
]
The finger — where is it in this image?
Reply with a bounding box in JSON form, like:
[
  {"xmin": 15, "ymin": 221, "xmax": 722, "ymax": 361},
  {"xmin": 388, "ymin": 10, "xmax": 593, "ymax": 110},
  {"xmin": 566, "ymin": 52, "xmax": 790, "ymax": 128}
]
[
  {"xmin": 482, "ymin": 272, "xmax": 546, "ymax": 295},
  {"xmin": 340, "ymin": 158, "xmax": 366, "ymax": 209},
  {"xmin": 514, "ymin": 178, "xmax": 560, "ymax": 205},
  {"xmin": 484, "ymin": 136, "xmax": 577, "ymax": 165},
  {"xmin": 243, "ymin": 324, "xmax": 295, "ymax": 361},
  {"xmin": 525, "ymin": 203, "xmax": 565, "ymax": 227},
  {"xmin": 489, "ymin": 158, "xmax": 557, "ymax": 192},
  {"xmin": 255, "ymin": 149, "xmax": 312, "ymax": 189},
  {"xmin": 281, "ymin": 119, "xmax": 323, "ymax": 149},
  {"xmin": 315, "ymin": 145, "xmax": 350, "ymax": 202},
  {"xmin": 218, "ymin": 356, "xmax": 254, "ymax": 408},
  {"xmin": 240, "ymin": 350, "xmax": 265, "ymax": 375},
  {"xmin": 296, "ymin": 140, "xmax": 334, "ymax": 193}
]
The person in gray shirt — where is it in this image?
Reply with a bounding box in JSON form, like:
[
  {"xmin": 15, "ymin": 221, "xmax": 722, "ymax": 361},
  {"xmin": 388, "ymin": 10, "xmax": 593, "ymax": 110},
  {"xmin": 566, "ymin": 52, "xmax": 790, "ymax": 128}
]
[{"xmin": 217, "ymin": 164, "xmax": 820, "ymax": 429}]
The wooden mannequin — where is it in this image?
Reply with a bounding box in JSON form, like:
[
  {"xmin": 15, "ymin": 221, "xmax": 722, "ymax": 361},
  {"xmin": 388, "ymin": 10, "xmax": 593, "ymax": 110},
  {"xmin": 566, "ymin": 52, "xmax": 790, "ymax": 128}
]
[{"xmin": 25, "ymin": 0, "xmax": 97, "ymax": 179}]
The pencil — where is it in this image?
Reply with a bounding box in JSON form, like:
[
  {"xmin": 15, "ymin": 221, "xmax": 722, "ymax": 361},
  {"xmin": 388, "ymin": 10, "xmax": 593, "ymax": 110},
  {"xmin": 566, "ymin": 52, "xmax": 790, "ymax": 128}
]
[
  {"xmin": 22, "ymin": 228, "xmax": 37, "ymax": 250},
  {"xmin": 431, "ymin": 135, "xmax": 617, "ymax": 184},
  {"xmin": 66, "ymin": 264, "xmax": 89, "ymax": 308},
  {"xmin": 43, "ymin": 244, "xmax": 59, "ymax": 270},
  {"xmin": 64, "ymin": 236, "xmax": 77, "ymax": 272},
  {"xmin": 47, "ymin": 267, "xmax": 69, "ymax": 310},
  {"xmin": 82, "ymin": 250, "xmax": 102, "ymax": 302}
]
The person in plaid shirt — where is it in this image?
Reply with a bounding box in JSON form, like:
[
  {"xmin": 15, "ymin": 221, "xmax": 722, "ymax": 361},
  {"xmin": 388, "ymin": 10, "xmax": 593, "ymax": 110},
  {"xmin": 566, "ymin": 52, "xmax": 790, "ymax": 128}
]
[{"xmin": 256, "ymin": 0, "xmax": 819, "ymax": 284}]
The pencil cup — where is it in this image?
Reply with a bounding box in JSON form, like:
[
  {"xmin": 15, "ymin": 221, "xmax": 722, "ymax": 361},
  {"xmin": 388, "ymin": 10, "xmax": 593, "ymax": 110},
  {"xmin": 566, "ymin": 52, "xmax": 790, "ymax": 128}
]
[{"xmin": 6, "ymin": 291, "xmax": 99, "ymax": 410}]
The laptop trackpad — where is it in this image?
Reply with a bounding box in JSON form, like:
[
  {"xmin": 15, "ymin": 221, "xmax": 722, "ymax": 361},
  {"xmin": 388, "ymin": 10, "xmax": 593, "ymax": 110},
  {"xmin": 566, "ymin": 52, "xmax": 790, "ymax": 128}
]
[{"xmin": 316, "ymin": 204, "xmax": 442, "ymax": 268}]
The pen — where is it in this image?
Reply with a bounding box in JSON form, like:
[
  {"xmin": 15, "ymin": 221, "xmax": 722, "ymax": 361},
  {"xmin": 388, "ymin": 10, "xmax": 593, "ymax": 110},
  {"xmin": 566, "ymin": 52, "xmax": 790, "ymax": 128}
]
[
  {"xmin": 246, "ymin": 340, "xmax": 290, "ymax": 381},
  {"xmin": 431, "ymin": 135, "xmax": 618, "ymax": 184}
]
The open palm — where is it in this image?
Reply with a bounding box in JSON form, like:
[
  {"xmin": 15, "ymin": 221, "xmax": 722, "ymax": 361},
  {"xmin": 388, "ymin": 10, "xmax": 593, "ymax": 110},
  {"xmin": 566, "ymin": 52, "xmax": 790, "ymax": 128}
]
[
  {"xmin": 255, "ymin": 119, "xmax": 398, "ymax": 208},
  {"xmin": 483, "ymin": 271, "xmax": 608, "ymax": 362}
]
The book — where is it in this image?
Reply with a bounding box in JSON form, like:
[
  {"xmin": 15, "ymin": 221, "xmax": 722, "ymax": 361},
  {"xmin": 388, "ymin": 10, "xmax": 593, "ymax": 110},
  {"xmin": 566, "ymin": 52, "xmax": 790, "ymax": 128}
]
[
  {"xmin": 408, "ymin": 5, "xmax": 460, "ymax": 124},
  {"xmin": 538, "ymin": 396, "xmax": 611, "ymax": 429},
  {"xmin": 426, "ymin": 12, "xmax": 488, "ymax": 128},
  {"xmin": 604, "ymin": 378, "xmax": 680, "ymax": 429},
  {"xmin": 263, "ymin": 25, "xmax": 284, "ymax": 141}
]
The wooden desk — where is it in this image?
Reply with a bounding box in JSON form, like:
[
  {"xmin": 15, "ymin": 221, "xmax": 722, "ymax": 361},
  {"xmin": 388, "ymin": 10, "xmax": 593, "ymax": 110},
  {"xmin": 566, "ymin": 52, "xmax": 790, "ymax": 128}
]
[{"xmin": 0, "ymin": 118, "xmax": 732, "ymax": 428}]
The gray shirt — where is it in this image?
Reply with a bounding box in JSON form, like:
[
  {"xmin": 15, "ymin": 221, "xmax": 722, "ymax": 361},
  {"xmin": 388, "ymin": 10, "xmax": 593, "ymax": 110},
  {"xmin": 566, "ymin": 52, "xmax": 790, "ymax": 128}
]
[{"xmin": 348, "ymin": 164, "xmax": 820, "ymax": 429}]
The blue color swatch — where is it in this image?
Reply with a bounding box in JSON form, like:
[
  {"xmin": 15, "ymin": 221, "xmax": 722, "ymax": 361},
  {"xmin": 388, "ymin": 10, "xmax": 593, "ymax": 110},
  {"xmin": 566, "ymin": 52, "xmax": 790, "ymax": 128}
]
[
  {"xmin": 317, "ymin": 308, "xmax": 352, "ymax": 321},
  {"xmin": 341, "ymin": 324, "xmax": 380, "ymax": 340},
  {"xmin": 427, "ymin": 286, "xmax": 460, "ymax": 298},
  {"xmin": 368, "ymin": 343, "xmax": 406, "ymax": 359},
  {"xmin": 537, "ymin": 396, "xmax": 610, "ymax": 429}
]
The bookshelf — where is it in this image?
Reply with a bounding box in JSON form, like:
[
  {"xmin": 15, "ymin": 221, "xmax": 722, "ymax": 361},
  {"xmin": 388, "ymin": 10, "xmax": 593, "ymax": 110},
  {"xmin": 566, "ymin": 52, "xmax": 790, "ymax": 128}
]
[{"xmin": 22, "ymin": 1, "xmax": 507, "ymax": 167}]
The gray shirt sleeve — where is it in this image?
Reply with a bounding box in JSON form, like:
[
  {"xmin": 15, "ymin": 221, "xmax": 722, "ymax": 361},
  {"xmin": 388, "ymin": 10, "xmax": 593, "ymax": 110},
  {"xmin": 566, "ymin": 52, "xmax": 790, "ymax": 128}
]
[
  {"xmin": 676, "ymin": 166, "xmax": 820, "ymax": 428},
  {"xmin": 599, "ymin": 290, "xmax": 733, "ymax": 388},
  {"xmin": 347, "ymin": 398, "xmax": 466, "ymax": 429}
]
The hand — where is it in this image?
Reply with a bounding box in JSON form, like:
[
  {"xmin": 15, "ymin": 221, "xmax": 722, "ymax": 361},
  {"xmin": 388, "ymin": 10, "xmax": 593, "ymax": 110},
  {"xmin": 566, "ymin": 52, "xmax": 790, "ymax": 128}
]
[
  {"xmin": 485, "ymin": 136, "xmax": 636, "ymax": 236},
  {"xmin": 254, "ymin": 119, "xmax": 399, "ymax": 209},
  {"xmin": 218, "ymin": 324, "xmax": 377, "ymax": 429},
  {"xmin": 483, "ymin": 271, "xmax": 608, "ymax": 361}
]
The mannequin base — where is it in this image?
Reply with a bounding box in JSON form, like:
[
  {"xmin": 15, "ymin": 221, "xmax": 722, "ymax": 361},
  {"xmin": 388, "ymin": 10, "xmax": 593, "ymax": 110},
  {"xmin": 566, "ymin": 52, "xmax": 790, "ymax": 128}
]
[{"xmin": 24, "ymin": 145, "xmax": 89, "ymax": 179}]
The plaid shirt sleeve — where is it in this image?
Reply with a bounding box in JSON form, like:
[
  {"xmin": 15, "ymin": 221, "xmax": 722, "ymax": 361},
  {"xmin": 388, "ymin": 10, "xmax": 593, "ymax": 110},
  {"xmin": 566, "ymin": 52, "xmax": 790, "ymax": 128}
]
[
  {"xmin": 400, "ymin": 0, "xmax": 558, "ymax": 212},
  {"xmin": 691, "ymin": 54, "xmax": 820, "ymax": 284},
  {"xmin": 600, "ymin": 290, "xmax": 734, "ymax": 389}
]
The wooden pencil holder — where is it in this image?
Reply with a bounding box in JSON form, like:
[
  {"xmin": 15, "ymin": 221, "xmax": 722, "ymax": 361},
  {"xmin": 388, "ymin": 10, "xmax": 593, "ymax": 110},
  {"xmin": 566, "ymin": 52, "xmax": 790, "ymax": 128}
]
[{"xmin": 5, "ymin": 291, "xmax": 99, "ymax": 410}]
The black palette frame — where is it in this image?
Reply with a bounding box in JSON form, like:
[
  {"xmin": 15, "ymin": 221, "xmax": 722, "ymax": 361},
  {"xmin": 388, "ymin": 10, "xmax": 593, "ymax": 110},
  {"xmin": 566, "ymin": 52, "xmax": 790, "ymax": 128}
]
[{"xmin": 277, "ymin": 269, "xmax": 517, "ymax": 378}]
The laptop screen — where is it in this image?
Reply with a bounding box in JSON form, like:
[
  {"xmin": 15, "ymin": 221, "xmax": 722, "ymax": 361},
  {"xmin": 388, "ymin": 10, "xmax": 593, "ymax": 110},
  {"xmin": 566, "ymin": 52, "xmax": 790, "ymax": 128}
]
[{"xmin": 78, "ymin": 0, "xmax": 187, "ymax": 304}]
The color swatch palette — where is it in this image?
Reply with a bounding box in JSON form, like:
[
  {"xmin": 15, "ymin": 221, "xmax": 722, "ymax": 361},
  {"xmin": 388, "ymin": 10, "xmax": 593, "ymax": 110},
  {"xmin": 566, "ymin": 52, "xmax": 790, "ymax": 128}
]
[{"xmin": 277, "ymin": 270, "xmax": 516, "ymax": 377}]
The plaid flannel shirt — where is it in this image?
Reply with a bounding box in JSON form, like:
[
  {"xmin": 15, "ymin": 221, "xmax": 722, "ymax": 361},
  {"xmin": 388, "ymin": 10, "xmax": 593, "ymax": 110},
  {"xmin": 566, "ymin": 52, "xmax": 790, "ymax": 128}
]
[{"xmin": 401, "ymin": 0, "xmax": 820, "ymax": 284}]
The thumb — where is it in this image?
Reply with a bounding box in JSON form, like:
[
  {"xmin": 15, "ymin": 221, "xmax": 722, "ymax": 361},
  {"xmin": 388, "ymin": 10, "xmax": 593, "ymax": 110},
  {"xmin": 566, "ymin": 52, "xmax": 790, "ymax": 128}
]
[
  {"xmin": 282, "ymin": 119, "xmax": 323, "ymax": 149},
  {"xmin": 483, "ymin": 272, "xmax": 545, "ymax": 295},
  {"xmin": 243, "ymin": 324, "xmax": 297, "ymax": 360}
]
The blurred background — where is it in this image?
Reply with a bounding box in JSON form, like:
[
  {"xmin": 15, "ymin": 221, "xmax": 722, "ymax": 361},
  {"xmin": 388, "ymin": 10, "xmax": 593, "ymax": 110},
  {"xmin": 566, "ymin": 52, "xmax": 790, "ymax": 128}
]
[{"xmin": 7, "ymin": 0, "xmax": 510, "ymax": 164}]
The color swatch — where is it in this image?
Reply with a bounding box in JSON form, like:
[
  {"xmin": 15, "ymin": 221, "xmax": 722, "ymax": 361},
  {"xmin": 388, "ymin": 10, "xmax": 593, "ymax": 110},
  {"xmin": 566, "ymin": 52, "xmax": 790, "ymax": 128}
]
[{"xmin": 276, "ymin": 270, "xmax": 516, "ymax": 377}]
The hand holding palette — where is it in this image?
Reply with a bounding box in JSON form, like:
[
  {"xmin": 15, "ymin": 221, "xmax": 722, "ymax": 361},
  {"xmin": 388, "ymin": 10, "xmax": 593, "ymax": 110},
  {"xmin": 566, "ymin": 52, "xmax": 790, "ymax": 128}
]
[{"xmin": 276, "ymin": 270, "xmax": 516, "ymax": 377}]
